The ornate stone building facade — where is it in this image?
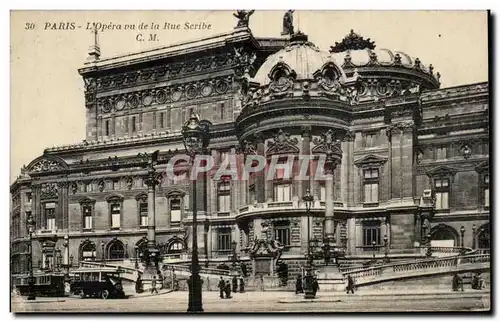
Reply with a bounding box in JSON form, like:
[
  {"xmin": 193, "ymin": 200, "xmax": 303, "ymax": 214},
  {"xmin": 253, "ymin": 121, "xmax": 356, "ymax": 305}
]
[{"xmin": 10, "ymin": 24, "xmax": 489, "ymax": 275}]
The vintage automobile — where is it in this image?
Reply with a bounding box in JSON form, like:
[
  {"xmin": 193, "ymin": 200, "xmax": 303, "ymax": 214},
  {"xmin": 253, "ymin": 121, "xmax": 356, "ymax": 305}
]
[
  {"xmin": 12, "ymin": 272, "xmax": 67, "ymax": 297},
  {"xmin": 70, "ymin": 267, "xmax": 126, "ymax": 299}
]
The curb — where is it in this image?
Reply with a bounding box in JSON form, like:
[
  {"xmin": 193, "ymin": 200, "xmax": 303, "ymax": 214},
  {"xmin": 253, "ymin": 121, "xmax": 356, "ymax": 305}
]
[
  {"xmin": 128, "ymin": 289, "xmax": 174, "ymax": 298},
  {"xmin": 278, "ymin": 292, "xmax": 490, "ymax": 303},
  {"xmin": 12, "ymin": 299, "xmax": 66, "ymax": 304}
]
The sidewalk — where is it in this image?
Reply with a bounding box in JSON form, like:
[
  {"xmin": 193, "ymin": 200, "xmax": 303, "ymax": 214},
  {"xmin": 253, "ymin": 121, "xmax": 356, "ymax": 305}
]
[{"xmin": 11, "ymin": 295, "xmax": 66, "ymax": 304}]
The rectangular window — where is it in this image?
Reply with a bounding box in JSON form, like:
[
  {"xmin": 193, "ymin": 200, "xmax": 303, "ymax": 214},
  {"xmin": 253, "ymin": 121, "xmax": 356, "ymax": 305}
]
[
  {"xmin": 170, "ymin": 199, "xmax": 181, "ymax": 223},
  {"xmin": 274, "ymin": 183, "xmax": 291, "ymax": 202},
  {"xmin": 362, "ymin": 221, "xmax": 381, "ymax": 246},
  {"xmin": 217, "ymin": 181, "xmax": 231, "ymax": 213},
  {"xmin": 363, "ymin": 169, "xmax": 379, "ymax": 203},
  {"xmin": 319, "ymin": 183, "xmax": 326, "ymax": 201},
  {"xmin": 160, "ymin": 112, "xmax": 164, "ymax": 128},
  {"xmin": 112, "ymin": 179, "xmax": 120, "ymax": 190},
  {"xmin": 436, "ymin": 147, "xmax": 447, "ymax": 160},
  {"xmin": 26, "ymin": 192, "xmax": 32, "ymax": 203},
  {"xmin": 131, "ymin": 116, "xmax": 136, "ymax": 133},
  {"xmin": 220, "ymin": 103, "xmax": 225, "ymax": 121},
  {"xmin": 105, "ymin": 120, "xmax": 110, "ymax": 136},
  {"xmin": 217, "ymin": 228, "xmax": 232, "ymax": 251},
  {"xmin": 274, "ymin": 221, "xmax": 291, "ymax": 246},
  {"xmin": 434, "ymin": 178, "xmax": 450, "ymax": 210},
  {"xmin": 110, "ymin": 204, "xmax": 121, "ymax": 228},
  {"xmin": 363, "ymin": 133, "xmax": 376, "ymax": 147},
  {"xmin": 139, "ymin": 203, "xmax": 148, "ymax": 227},
  {"xmin": 83, "ymin": 206, "xmax": 92, "ymax": 229},
  {"xmin": 44, "ymin": 203, "xmax": 56, "ymax": 230},
  {"xmin": 248, "ymin": 184, "xmax": 256, "ymax": 204},
  {"xmin": 481, "ymin": 174, "xmax": 490, "ymax": 208}
]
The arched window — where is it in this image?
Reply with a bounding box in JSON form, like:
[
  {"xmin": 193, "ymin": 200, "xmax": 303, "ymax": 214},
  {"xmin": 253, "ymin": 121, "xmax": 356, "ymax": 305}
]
[
  {"xmin": 108, "ymin": 240, "xmax": 125, "ymax": 259},
  {"xmin": 430, "ymin": 225, "xmax": 458, "ymax": 247},
  {"xmin": 477, "ymin": 226, "xmax": 490, "ymax": 249},
  {"xmin": 80, "ymin": 241, "xmax": 96, "ymax": 262},
  {"xmin": 135, "ymin": 238, "xmax": 148, "ymax": 258},
  {"xmin": 167, "ymin": 240, "xmax": 184, "ymax": 254}
]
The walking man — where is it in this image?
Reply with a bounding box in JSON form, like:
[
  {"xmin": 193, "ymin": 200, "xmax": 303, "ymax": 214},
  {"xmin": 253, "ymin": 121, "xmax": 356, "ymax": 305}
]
[
  {"xmin": 218, "ymin": 277, "xmax": 225, "ymax": 299},
  {"xmin": 295, "ymin": 274, "xmax": 303, "ymax": 294},
  {"xmin": 239, "ymin": 276, "xmax": 245, "ymax": 293},
  {"xmin": 151, "ymin": 276, "xmax": 158, "ymax": 294},
  {"xmin": 225, "ymin": 280, "xmax": 232, "ymax": 299},
  {"xmin": 346, "ymin": 275, "xmax": 355, "ymax": 294}
]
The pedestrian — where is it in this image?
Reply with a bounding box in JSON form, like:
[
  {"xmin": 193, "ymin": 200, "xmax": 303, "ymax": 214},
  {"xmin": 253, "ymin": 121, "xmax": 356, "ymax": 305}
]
[
  {"xmin": 135, "ymin": 274, "xmax": 143, "ymax": 294},
  {"xmin": 472, "ymin": 273, "xmax": 479, "ymax": 290},
  {"xmin": 295, "ymin": 274, "xmax": 303, "ymax": 294},
  {"xmin": 151, "ymin": 276, "xmax": 158, "ymax": 294},
  {"xmin": 239, "ymin": 277, "xmax": 245, "ymax": 293},
  {"xmin": 224, "ymin": 280, "xmax": 232, "ymax": 299},
  {"xmin": 312, "ymin": 277, "xmax": 319, "ymax": 297},
  {"xmin": 346, "ymin": 275, "xmax": 355, "ymax": 294},
  {"xmin": 478, "ymin": 273, "xmax": 485, "ymax": 289},
  {"xmin": 452, "ymin": 273, "xmax": 463, "ymax": 292},
  {"xmin": 218, "ymin": 277, "xmax": 225, "ymax": 299},
  {"xmin": 232, "ymin": 276, "xmax": 238, "ymax": 293}
]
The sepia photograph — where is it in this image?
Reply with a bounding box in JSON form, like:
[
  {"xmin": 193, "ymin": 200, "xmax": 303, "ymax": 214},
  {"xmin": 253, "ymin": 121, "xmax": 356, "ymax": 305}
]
[{"xmin": 9, "ymin": 9, "xmax": 490, "ymax": 313}]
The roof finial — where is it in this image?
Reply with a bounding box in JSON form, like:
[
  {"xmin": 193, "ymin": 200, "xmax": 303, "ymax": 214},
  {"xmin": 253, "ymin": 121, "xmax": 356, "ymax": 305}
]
[{"xmin": 87, "ymin": 25, "xmax": 101, "ymax": 62}]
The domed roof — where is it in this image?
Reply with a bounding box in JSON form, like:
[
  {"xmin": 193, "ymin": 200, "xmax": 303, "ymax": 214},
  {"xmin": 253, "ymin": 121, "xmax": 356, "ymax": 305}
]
[{"xmin": 253, "ymin": 32, "xmax": 343, "ymax": 86}]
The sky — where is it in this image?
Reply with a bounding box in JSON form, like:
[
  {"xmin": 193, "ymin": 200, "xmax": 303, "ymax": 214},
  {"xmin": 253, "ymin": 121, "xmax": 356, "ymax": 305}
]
[{"xmin": 10, "ymin": 10, "xmax": 489, "ymax": 183}]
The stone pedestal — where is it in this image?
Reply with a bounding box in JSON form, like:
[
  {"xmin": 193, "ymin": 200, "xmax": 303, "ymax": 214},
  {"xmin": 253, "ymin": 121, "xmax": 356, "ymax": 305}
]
[{"xmin": 317, "ymin": 265, "xmax": 345, "ymax": 291}]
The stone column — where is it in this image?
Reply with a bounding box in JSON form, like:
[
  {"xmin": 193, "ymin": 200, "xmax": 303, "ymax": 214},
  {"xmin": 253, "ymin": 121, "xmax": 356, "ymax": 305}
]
[
  {"xmin": 145, "ymin": 168, "xmax": 159, "ymax": 252},
  {"xmin": 300, "ymin": 126, "xmax": 312, "ymax": 198},
  {"xmin": 255, "ymin": 133, "xmax": 266, "ymax": 203},
  {"xmin": 324, "ymin": 161, "xmax": 336, "ymax": 243}
]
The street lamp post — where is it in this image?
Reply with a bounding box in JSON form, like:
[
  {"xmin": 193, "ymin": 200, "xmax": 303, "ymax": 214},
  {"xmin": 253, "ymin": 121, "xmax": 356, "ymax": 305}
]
[
  {"xmin": 204, "ymin": 219, "xmax": 210, "ymax": 268},
  {"xmin": 383, "ymin": 235, "xmax": 389, "ymax": 263},
  {"xmin": 426, "ymin": 233, "xmax": 432, "ymax": 257},
  {"xmin": 371, "ymin": 240, "xmax": 377, "ymax": 260},
  {"xmin": 302, "ymin": 189, "xmax": 315, "ymax": 299},
  {"xmin": 26, "ymin": 215, "xmax": 36, "ymax": 301},
  {"xmin": 134, "ymin": 245, "xmax": 139, "ymax": 269},
  {"xmin": 472, "ymin": 224, "xmax": 477, "ymax": 249},
  {"xmin": 62, "ymin": 235, "xmax": 70, "ymax": 283},
  {"xmin": 182, "ymin": 112, "xmax": 211, "ymax": 313},
  {"xmin": 460, "ymin": 226, "xmax": 466, "ymax": 248},
  {"xmin": 101, "ymin": 241, "xmax": 105, "ymax": 264},
  {"xmin": 230, "ymin": 240, "xmax": 239, "ymax": 275}
]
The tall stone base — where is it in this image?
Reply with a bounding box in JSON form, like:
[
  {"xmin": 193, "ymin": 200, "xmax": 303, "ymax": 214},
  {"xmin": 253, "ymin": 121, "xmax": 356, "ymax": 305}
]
[
  {"xmin": 317, "ymin": 265, "xmax": 345, "ymax": 291},
  {"xmin": 141, "ymin": 265, "xmax": 163, "ymax": 291}
]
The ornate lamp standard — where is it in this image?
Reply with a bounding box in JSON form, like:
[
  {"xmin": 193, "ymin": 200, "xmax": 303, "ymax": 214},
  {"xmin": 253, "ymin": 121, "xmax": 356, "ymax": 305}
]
[
  {"xmin": 460, "ymin": 226, "xmax": 466, "ymax": 255},
  {"xmin": 26, "ymin": 215, "xmax": 36, "ymax": 301},
  {"xmin": 134, "ymin": 245, "xmax": 139, "ymax": 269},
  {"xmin": 383, "ymin": 234, "xmax": 389, "ymax": 263},
  {"xmin": 181, "ymin": 112, "xmax": 211, "ymax": 313},
  {"xmin": 371, "ymin": 240, "xmax": 377, "ymax": 260},
  {"xmin": 472, "ymin": 224, "xmax": 477, "ymax": 249},
  {"xmin": 229, "ymin": 240, "xmax": 240, "ymax": 275},
  {"xmin": 302, "ymin": 189, "xmax": 315, "ymax": 299},
  {"xmin": 62, "ymin": 235, "xmax": 70, "ymax": 283},
  {"xmin": 460, "ymin": 226, "xmax": 466, "ymax": 247},
  {"xmin": 426, "ymin": 233, "xmax": 433, "ymax": 257},
  {"xmin": 101, "ymin": 241, "xmax": 105, "ymax": 264},
  {"xmin": 137, "ymin": 150, "xmax": 160, "ymax": 271}
]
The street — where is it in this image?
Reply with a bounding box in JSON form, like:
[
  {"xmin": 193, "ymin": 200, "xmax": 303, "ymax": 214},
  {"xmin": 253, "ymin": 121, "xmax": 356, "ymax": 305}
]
[{"xmin": 11, "ymin": 289, "xmax": 490, "ymax": 313}]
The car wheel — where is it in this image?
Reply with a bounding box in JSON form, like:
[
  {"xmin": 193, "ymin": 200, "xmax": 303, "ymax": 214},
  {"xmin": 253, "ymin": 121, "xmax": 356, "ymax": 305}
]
[{"xmin": 101, "ymin": 289, "xmax": 110, "ymax": 299}]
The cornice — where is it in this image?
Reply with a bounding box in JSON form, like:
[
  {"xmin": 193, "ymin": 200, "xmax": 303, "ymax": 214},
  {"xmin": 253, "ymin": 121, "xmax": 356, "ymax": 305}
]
[{"xmin": 420, "ymin": 82, "xmax": 488, "ymax": 103}]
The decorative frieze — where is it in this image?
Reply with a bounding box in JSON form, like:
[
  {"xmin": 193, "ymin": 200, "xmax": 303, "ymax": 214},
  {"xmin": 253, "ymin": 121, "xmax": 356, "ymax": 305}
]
[
  {"xmin": 266, "ymin": 129, "xmax": 299, "ymax": 155},
  {"xmin": 40, "ymin": 183, "xmax": 58, "ymax": 199},
  {"xmin": 95, "ymin": 75, "xmax": 234, "ymax": 114}
]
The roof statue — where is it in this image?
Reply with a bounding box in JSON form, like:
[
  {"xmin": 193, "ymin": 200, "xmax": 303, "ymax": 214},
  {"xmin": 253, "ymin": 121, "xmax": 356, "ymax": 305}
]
[
  {"xmin": 330, "ymin": 29, "xmax": 376, "ymax": 53},
  {"xmin": 233, "ymin": 10, "xmax": 255, "ymax": 28},
  {"xmin": 281, "ymin": 10, "xmax": 295, "ymax": 36}
]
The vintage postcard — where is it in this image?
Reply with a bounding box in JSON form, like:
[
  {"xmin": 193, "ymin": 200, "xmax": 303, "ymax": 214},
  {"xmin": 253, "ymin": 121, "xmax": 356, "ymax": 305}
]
[{"xmin": 10, "ymin": 10, "xmax": 490, "ymax": 313}]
